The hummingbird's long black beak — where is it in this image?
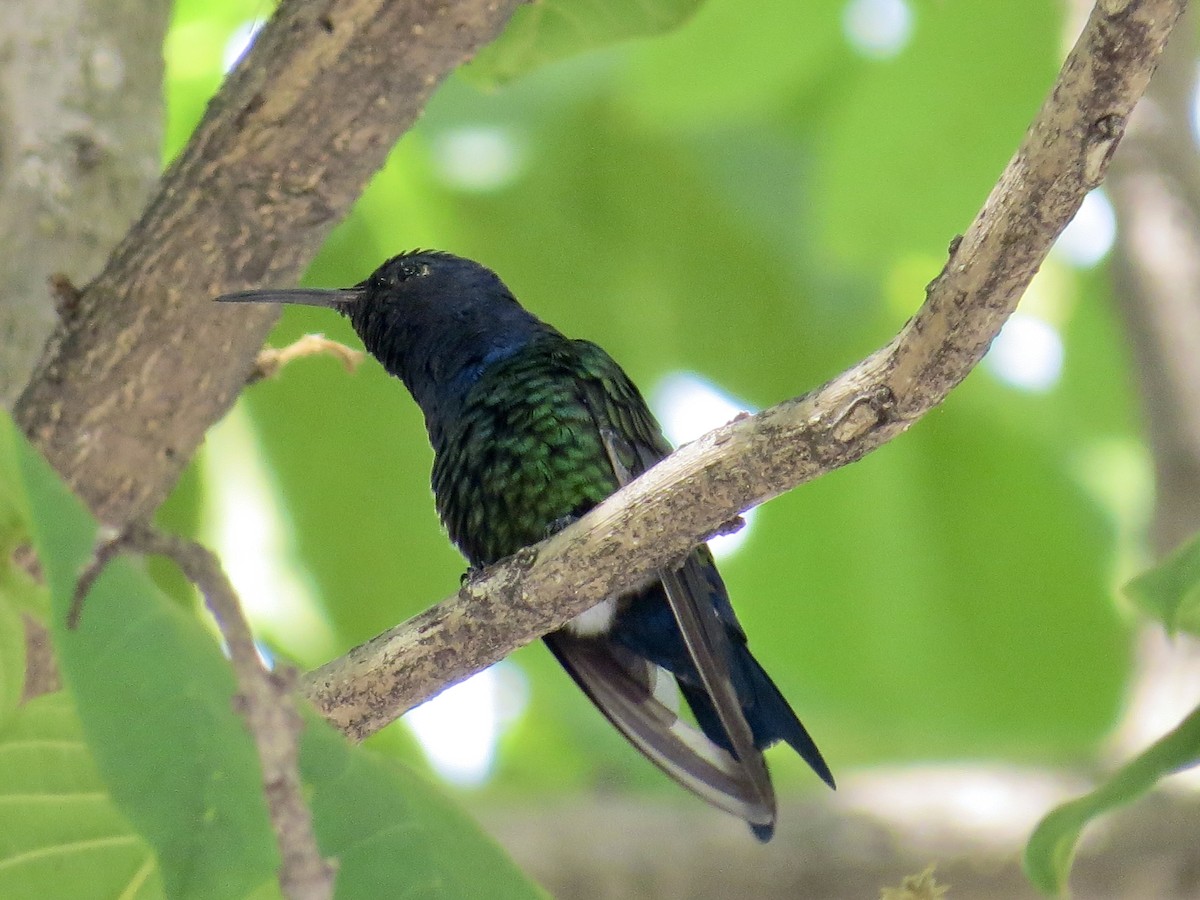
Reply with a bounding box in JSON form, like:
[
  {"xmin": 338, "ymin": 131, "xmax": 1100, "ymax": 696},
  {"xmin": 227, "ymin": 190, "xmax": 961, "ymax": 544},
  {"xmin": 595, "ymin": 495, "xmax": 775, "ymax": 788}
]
[{"xmin": 215, "ymin": 286, "xmax": 365, "ymax": 310}]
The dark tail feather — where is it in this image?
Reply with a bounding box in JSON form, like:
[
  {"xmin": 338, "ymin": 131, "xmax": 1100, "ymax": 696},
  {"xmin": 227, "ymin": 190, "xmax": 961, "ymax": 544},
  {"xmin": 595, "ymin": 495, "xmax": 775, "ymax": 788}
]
[
  {"xmin": 679, "ymin": 649, "xmax": 835, "ymax": 792},
  {"xmin": 544, "ymin": 631, "xmax": 777, "ymax": 831},
  {"xmin": 741, "ymin": 652, "xmax": 836, "ymax": 790},
  {"xmin": 750, "ymin": 821, "xmax": 775, "ymax": 842}
]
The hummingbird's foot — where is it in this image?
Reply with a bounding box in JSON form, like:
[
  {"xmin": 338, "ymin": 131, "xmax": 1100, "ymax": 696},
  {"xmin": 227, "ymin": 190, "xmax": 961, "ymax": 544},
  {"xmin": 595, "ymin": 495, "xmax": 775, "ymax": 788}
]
[
  {"xmin": 544, "ymin": 514, "xmax": 579, "ymax": 539},
  {"xmin": 460, "ymin": 564, "xmax": 487, "ymax": 587}
]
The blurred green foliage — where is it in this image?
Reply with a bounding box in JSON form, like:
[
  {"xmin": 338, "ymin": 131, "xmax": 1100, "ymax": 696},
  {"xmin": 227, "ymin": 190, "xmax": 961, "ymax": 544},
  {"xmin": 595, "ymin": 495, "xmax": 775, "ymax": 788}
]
[
  {"xmin": 9, "ymin": 416, "xmax": 541, "ymax": 899},
  {"xmin": 0, "ymin": 693, "xmax": 163, "ymax": 900},
  {"xmin": 163, "ymin": 0, "xmax": 1140, "ymax": 813},
  {"xmin": 1126, "ymin": 531, "xmax": 1200, "ymax": 636}
]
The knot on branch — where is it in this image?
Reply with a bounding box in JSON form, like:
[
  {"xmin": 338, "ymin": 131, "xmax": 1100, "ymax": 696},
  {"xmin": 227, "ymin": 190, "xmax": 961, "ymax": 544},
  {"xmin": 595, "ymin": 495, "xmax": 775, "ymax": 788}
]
[
  {"xmin": 1097, "ymin": 0, "xmax": 1135, "ymax": 17},
  {"xmin": 49, "ymin": 274, "xmax": 84, "ymax": 324},
  {"xmin": 831, "ymin": 387, "xmax": 897, "ymax": 444},
  {"xmin": 1085, "ymin": 113, "xmax": 1126, "ymax": 186}
]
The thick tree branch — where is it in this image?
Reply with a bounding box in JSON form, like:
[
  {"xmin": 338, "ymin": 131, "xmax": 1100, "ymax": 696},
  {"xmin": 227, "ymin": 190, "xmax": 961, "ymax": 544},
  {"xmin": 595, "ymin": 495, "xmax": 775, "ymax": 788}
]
[
  {"xmin": 302, "ymin": 0, "xmax": 1186, "ymax": 741},
  {"xmin": 13, "ymin": 0, "xmax": 520, "ymax": 527}
]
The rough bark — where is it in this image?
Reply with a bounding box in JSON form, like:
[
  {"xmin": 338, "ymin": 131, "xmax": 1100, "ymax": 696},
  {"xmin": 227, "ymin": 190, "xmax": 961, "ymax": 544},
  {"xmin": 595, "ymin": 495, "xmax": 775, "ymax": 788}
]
[
  {"xmin": 302, "ymin": 0, "xmax": 1187, "ymax": 742},
  {"xmin": 0, "ymin": 0, "xmax": 169, "ymax": 406},
  {"xmin": 13, "ymin": 0, "xmax": 522, "ymax": 527}
]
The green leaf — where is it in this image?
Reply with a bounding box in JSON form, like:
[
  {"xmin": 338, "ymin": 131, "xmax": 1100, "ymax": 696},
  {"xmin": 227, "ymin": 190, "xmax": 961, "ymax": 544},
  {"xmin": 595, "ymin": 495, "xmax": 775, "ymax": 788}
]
[
  {"xmin": 1124, "ymin": 532, "xmax": 1200, "ymax": 636},
  {"xmin": 14, "ymin": 425, "xmax": 279, "ymax": 900},
  {"xmin": 467, "ymin": 0, "xmax": 706, "ymax": 86},
  {"xmin": 1025, "ymin": 702, "xmax": 1200, "ymax": 894},
  {"xmin": 0, "ymin": 692, "xmax": 163, "ymax": 900},
  {"xmin": 302, "ymin": 715, "xmax": 545, "ymax": 899},
  {"xmin": 11, "ymin": 416, "xmax": 541, "ymax": 898}
]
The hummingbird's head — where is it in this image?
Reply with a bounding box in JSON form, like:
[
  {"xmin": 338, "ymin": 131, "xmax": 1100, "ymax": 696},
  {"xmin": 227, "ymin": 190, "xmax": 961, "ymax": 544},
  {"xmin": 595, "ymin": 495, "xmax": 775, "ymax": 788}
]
[
  {"xmin": 218, "ymin": 249, "xmax": 520, "ymax": 355},
  {"xmin": 218, "ymin": 250, "xmax": 506, "ymax": 317},
  {"xmin": 217, "ymin": 250, "xmax": 551, "ymax": 422}
]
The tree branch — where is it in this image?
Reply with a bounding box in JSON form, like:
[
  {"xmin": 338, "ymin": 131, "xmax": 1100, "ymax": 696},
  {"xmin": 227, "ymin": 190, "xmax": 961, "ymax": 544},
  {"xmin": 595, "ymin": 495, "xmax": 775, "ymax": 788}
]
[
  {"xmin": 251, "ymin": 334, "xmax": 364, "ymax": 385},
  {"xmin": 13, "ymin": 0, "xmax": 521, "ymax": 527},
  {"xmin": 301, "ymin": 0, "xmax": 1186, "ymax": 741},
  {"xmin": 1107, "ymin": 4, "xmax": 1200, "ymax": 554},
  {"xmin": 0, "ymin": 0, "xmax": 168, "ymax": 406},
  {"xmin": 78, "ymin": 524, "xmax": 336, "ymax": 900}
]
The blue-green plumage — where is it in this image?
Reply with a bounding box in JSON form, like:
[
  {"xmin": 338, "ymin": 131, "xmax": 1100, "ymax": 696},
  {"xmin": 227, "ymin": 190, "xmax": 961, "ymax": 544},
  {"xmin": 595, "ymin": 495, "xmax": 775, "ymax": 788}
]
[
  {"xmin": 218, "ymin": 250, "xmax": 834, "ymax": 840},
  {"xmin": 430, "ymin": 339, "xmax": 660, "ymax": 565}
]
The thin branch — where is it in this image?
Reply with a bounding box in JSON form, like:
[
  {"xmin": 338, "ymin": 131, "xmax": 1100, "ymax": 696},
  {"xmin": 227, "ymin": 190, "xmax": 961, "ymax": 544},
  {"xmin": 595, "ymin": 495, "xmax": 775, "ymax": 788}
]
[
  {"xmin": 251, "ymin": 334, "xmax": 364, "ymax": 384},
  {"xmin": 78, "ymin": 524, "xmax": 336, "ymax": 900},
  {"xmin": 301, "ymin": 0, "xmax": 1187, "ymax": 742},
  {"xmin": 68, "ymin": 525, "xmax": 122, "ymax": 628}
]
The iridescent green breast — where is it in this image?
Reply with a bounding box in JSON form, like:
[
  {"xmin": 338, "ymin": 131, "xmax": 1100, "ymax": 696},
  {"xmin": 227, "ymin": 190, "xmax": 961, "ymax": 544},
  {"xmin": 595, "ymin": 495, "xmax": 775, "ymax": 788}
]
[{"xmin": 430, "ymin": 339, "xmax": 639, "ymax": 567}]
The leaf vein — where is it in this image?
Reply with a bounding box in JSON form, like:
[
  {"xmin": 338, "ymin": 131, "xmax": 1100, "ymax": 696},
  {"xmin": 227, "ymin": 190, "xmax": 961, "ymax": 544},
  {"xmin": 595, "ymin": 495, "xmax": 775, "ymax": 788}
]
[{"xmin": 0, "ymin": 834, "xmax": 141, "ymax": 872}]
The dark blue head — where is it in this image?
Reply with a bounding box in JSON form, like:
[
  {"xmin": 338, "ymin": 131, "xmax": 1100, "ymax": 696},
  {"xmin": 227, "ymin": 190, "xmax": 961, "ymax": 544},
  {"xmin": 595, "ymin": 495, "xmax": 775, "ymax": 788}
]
[{"xmin": 219, "ymin": 250, "xmax": 556, "ymax": 433}]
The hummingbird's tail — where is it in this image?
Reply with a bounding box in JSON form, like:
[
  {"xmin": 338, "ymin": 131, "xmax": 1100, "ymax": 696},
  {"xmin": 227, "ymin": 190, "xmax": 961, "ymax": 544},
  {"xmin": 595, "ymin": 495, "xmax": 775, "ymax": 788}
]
[
  {"xmin": 544, "ymin": 556, "xmax": 835, "ymax": 841},
  {"xmin": 544, "ymin": 630, "xmax": 778, "ymax": 835}
]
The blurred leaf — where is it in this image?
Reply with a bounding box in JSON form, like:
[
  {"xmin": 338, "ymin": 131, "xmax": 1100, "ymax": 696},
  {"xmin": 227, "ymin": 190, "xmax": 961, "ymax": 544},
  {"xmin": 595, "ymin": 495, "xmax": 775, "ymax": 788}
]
[
  {"xmin": 302, "ymin": 713, "xmax": 544, "ymax": 899},
  {"xmin": 880, "ymin": 865, "xmax": 949, "ymax": 900},
  {"xmin": 12, "ymin": 415, "xmax": 540, "ymax": 897},
  {"xmin": 15, "ymin": 421, "xmax": 279, "ymax": 900},
  {"xmin": 1024, "ymin": 702, "xmax": 1200, "ymax": 894},
  {"xmin": 1125, "ymin": 532, "xmax": 1200, "ymax": 636},
  {"xmin": 468, "ymin": 0, "xmax": 706, "ymax": 86},
  {"xmin": 0, "ymin": 566, "xmax": 49, "ymax": 621},
  {"xmin": 0, "ymin": 692, "xmax": 163, "ymax": 900}
]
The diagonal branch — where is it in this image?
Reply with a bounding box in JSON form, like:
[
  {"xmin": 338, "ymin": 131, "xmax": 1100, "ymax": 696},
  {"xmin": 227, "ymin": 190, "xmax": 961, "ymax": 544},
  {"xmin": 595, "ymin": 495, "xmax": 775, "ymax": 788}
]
[{"xmin": 301, "ymin": 0, "xmax": 1187, "ymax": 741}]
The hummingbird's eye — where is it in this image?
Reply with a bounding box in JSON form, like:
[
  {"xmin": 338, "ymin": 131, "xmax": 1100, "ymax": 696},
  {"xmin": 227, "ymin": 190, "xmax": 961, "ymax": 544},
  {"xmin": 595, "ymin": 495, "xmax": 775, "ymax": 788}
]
[{"xmin": 390, "ymin": 261, "xmax": 431, "ymax": 283}]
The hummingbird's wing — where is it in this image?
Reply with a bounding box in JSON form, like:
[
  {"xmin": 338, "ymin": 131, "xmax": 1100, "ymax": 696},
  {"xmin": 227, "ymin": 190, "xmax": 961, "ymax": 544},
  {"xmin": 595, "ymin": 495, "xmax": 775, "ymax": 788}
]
[{"xmin": 547, "ymin": 340, "xmax": 777, "ymax": 834}]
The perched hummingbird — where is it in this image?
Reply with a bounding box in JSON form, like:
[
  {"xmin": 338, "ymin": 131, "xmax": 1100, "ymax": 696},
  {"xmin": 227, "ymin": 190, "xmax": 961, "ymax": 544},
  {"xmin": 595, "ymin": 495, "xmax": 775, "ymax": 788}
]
[{"xmin": 219, "ymin": 250, "xmax": 833, "ymax": 839}]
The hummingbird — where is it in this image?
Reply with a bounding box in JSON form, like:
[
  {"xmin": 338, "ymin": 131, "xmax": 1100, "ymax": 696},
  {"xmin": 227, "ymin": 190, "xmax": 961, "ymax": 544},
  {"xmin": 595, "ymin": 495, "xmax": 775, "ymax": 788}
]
[{"xmin": 218, "ymin": 250, "xmax": 834, "ymax": 839}]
